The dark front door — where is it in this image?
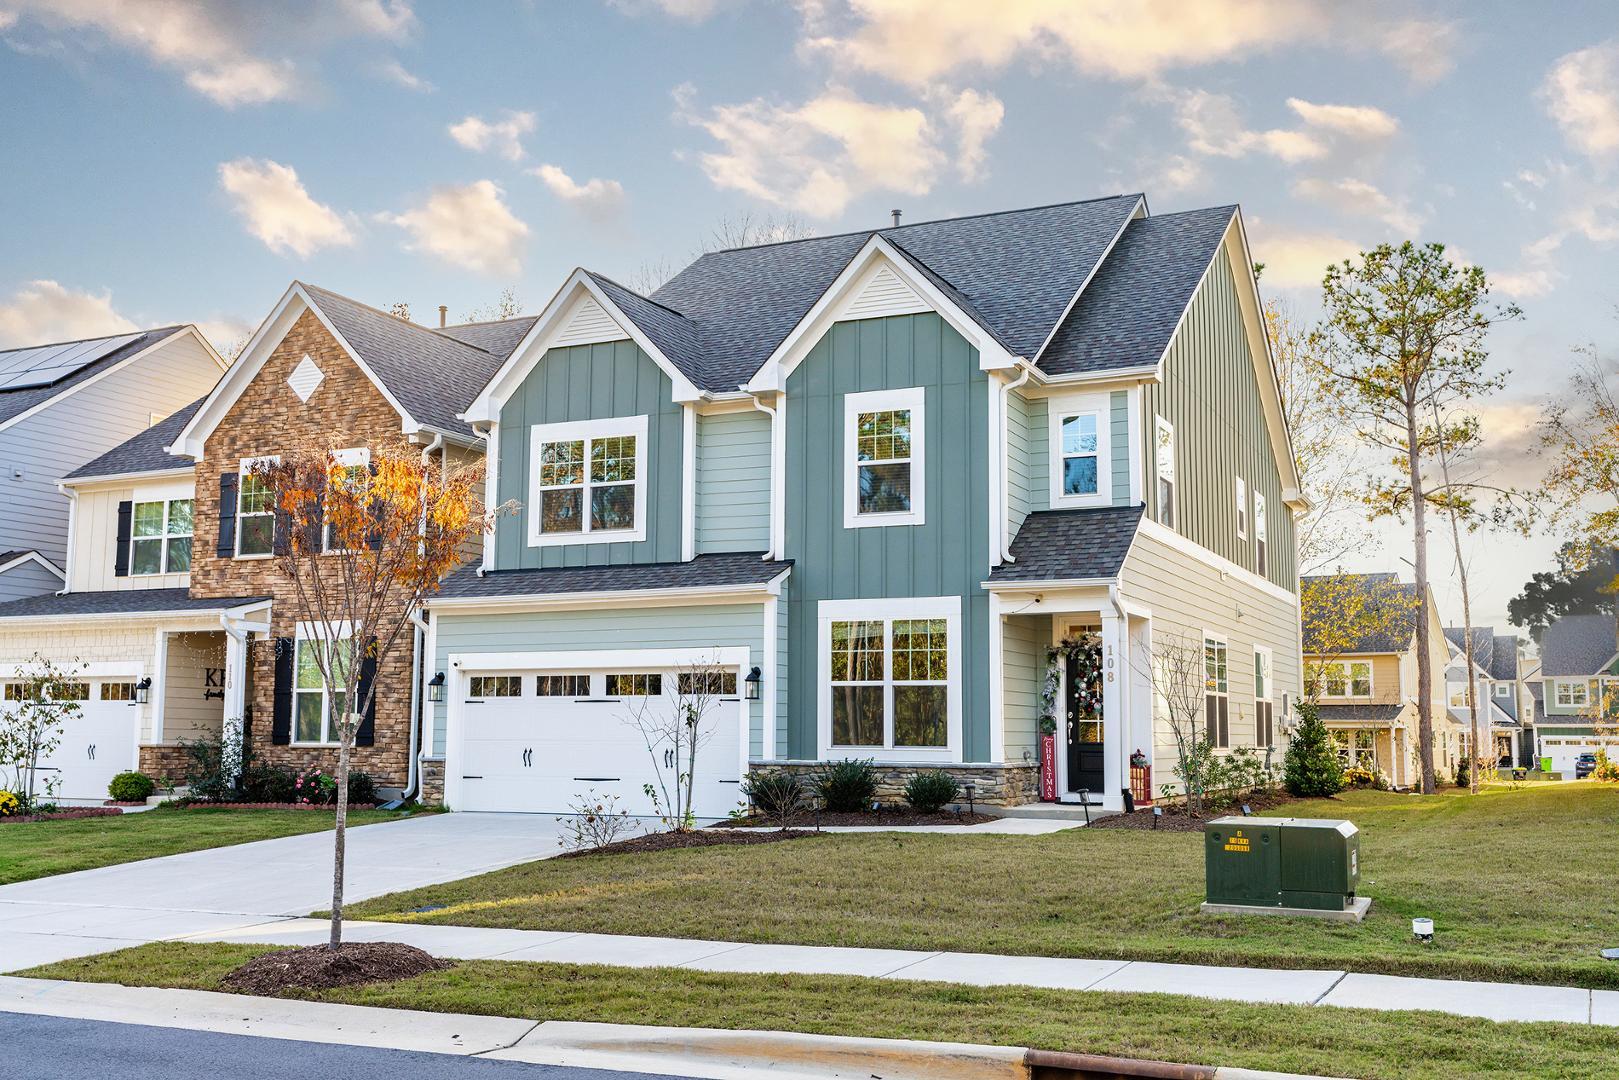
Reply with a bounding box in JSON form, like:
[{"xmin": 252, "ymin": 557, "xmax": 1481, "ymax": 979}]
[{"xmin": 1064, "ymin": 638, "xmax": 1104, "ymax": 797}]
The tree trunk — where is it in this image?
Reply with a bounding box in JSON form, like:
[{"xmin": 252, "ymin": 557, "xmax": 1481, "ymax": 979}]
[
  {"xmin": 1458, "ymin": 560, "xmax": 1481, "ymax": 794},
  {"xmin": 1407, "ymin": 402, "xmax": 1437, "ymax": 795},
  {"xmin": 329, "ymin": 730, "xmax": 351, "ymax": 950}
]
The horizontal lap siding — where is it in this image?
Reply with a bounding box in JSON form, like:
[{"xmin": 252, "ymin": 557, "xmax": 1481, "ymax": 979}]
[
  {"xmin": 1110, "ymin": 390, "xmax": 1130, "ymax": 505},
  {"xmin": 696, "ymin": 409, "xmax": 771, "ymax": 553},
  {"xmin": 431, "ymin": 603, "xmax": 766, "ymax": 758},
  {"xmin": 1006, "ymin": 390, "xmax": 1032, "ymax": 534},
  {"xmin": 1002, "ymin": 613, "xmax": 1046, "ymax": 766},
  {"xmin": 0, "ymin": 559, "xmax": 60, "ymax": 601}
]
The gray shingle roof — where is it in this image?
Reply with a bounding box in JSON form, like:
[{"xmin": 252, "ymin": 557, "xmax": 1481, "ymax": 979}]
[
  {"xmin": 1448, "ymin": 703, "xmax": 1517, "ymax": 730},
  {"xmin": 0, "ymin": 588, "xmax": 268, "ymax": 619},
  {"xmin": 587, "ymin": 273, "xmax": 706, "ymax": 390},
  {"xmin": 437, "ymin": 316, "xmax": 540, "ymax": 359},
  {"xmin": 1538, "ymin": 612, "xmax": 1618, "ymax": 676},
  {"xmin": 299, "ymin": 283, "xmax": 505, "ymax": 437},
  {"xmin": 432, "ymin": 552, "xmax": 792, "ymax": 602},
  {"xmin": 0, "ymin": 326, "xmax": 185, "ymax": 425},
  {"xmin": 1444, "ymin": 626, "xmax": 1495, "ymax": 667},
  {"xmin": 1038, "ymin": 206, "xmax": 1235, "ymax": 377},
  {"xmin": 987, "ymin": 505, "xmax": 1143, "ymax": 585},
  {"xmin": 66, "ymin": 397, "xmax": 203, "ymax": 479},
  {"xmin": 0, "ymin": 551, "xmax": 26, "ymax": 565},
  {"xmin": 646, "ymin": 195, "xmax": 1142, "ymax": 391},
  {"xmin": 1489, "ymin": 634, "xmax": 1520, "ymax": 682},
  {"xmin": 1316, "ymin": 704, "xmax": 1406, "ymax": 723},
  {"xmin": 1301, "ymin": 573, "xmax": 1421, "ymax": 654}
]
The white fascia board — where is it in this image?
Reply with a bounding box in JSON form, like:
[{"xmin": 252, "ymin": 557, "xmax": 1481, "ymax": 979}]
[
  {"xmin": 1137, "ymin": 516, "xmax": 1299, "ymax": 608},
  {"xmin": 1034, "ymin": 364, "xmax": 1162, "ymax": 389},
  {"xmin": 746, "ymin": 235, "xmax": 1017, "ymax": 394},
  {"xmin": 0, "ymin": 327, "xmax": 207, "ymax": 436},
  {"xmin": 0, "ymin": 606, "xmax": 251, "ymax": 627},
  {"xmin": 462, "ymin": 270, "xmax": 702, "ymax": 425},
  {"xmin": 425, "ymin": 574, "xmax": 790, "ymax": 615},
  {"xmin": 0, "ymin": 550, "xmax": 65, "ymax": 581},
  {"xmin": 61, "ymin": 466, "xmax": 194, "ymax": 490},
  {"xmin": 1029, "ymin": 195, "xmax": 1147, "ymax": 365},
  {"xmin": 451, "ymin": 645, "xmax": 751, "ymax": 673},
  {"xmin": 981, "ymin": 575, "xmax": 1118, "ymax": 591}
]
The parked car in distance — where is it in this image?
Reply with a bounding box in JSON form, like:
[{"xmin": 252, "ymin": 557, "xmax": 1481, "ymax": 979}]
[{"xmin": 1575, "ymin": 753, "xmax": 1597, "ymax": 779}]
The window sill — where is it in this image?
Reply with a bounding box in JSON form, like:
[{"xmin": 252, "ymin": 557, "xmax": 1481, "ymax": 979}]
[
  {"xmin": 235, "ymin": 552, "xmax": 275, "ymax": 561},
  {"xmin": 844, "ymin": 512, "xmax": 924, "ymax": 530},
  {"xmin": 1049, "ymin": 493, "xmax": 1110, "ymax": 510},
  {"xmin": 527, "ymin": 528, "xmax": 646, "ymax": 549}
]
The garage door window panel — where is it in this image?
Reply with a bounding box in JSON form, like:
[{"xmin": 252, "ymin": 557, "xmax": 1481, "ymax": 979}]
[
  {"xmin": 677, "ymin": 670, "xmax": 738, "ymax": 697},
  {"xmin": 607, "ymin": 673, "xmax": 662, "ymax": 697},
  {"xmin": 536, "ymin": 675, "xmax": 590, "ymax": 697},
  {"xmin": 470, "ymin": 675, "xmax": 522, "ymax": 698}
]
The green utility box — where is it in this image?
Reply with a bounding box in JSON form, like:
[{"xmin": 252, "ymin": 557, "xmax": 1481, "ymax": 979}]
[{"xmin": 1204, "ymin": 817, "xmax": 1365, "ymax": 921}]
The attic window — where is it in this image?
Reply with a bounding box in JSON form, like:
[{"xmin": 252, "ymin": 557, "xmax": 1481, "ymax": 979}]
[{"xmin": 288, "ymin": 355, "xmax": 324, "ymax": 403}]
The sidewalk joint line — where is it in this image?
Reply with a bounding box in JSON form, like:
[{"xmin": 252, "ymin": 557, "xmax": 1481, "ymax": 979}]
[
  {"xmin": 469, "ymin": 1018, "xmax": 543, "ymax": 1057},
  {"xmin": 873, "ymin": 951, "xmax": 943, "ymax": 978},
  {"xmin": 1080, "ymin": 959, "xmax": 1133, "ymax": 990},
  {"xmin": 1312, "ymin": 971, "xmax": 1349, "ymax": 1005}
]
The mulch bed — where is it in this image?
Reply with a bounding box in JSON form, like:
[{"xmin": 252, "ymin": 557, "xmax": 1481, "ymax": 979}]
[
  {"xmin": 560, "ymin": 827, "xmax": 818, "ymax": 858},
  {"xmin": 175, "ymin": 801, "xmax": 379, "ymax": 811},
  {"xmin": 222, "ymin": 942, "xmax": 451, "ymax": 994},
  {"xmin": 718, "ymin": 808, "xmax": 996, "ymax": 828},
  {"xmin": 0, "ymin": 807, "xmax": 124, "ymax": 824},
  {"xmin": 1088, "ymin": 792, "xmax": 1298, "ymax": 832}
]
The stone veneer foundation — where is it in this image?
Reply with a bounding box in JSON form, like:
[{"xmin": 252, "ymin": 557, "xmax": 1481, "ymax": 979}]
[{"xmin": 747, "ymin": 761, "xmax": 1040, "ymax": 808}]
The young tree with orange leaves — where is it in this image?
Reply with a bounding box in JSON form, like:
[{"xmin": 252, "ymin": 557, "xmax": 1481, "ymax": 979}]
[{"xmin": 252, "ymin": 440, "xmax": 492, "ymax": 949}]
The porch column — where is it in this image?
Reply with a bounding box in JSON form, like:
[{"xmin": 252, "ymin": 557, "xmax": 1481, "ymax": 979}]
[
  {"xmin": 1100, "ymin": 610, "xmax": 1125, "ymax": 803},
  {"xmin": 222, "ymin": 623, "xmax": 248, "ymax": 767}
]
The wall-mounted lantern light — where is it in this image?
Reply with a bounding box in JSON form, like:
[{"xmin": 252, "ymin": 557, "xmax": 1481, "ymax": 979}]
[
  {"xmin": 134, "ymin": 677, "xmax": 152, "ymax": 704},
  {"xmin": 744, "ymin": 666, "xmax": 763, "ymax": 702},
  {"xmin": 427, "ymin": 671, "xmax": 446, "ymax": 703}
]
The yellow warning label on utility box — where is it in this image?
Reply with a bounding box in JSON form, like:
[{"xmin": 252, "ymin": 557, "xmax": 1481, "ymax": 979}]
[{"xmin": 1224, "ymin": 831, "xmax": 1251, "ymax": 853}]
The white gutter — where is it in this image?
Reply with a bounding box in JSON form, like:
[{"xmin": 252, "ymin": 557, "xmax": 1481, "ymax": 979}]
[
  {"xmin": 474, "ymin": 421, "xmax": 496, "ymax": 574},
  {"xmin": 998, "ymin": 361, "xmax": 1036, "ymax": 563},
  {"xmin": 750, "ymin": 393, "xmax": 783, "ymax": 560},
  {"xmin": 426, "ymin": 574, "xmax": 791, "ymax": 613}
]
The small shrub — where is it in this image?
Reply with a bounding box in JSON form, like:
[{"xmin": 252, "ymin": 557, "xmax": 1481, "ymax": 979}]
[
  {"xmin": 815, "ymin": 757, "xmax": 878, "ymax": 812},
  {"xmin": 107, "ymin": 771, "xmax": 156, "ymax": 802},
  {"xmin": 1342, "ymin": 765, "xmax": 1377, "ymax": 788},
  {"xmin": 1593, "ymin": 751, "xmax": 1619, "ymax": 783},
  {"xmin": 557, "ymin": 789, "xmax": 638, "ymax": 852},
  {"xmin": 903, "ymin": 770, "xmax": 959, "ymax": 813},
  {"xmin": 179, "ymin": 728, "xmax": 244, "ymax": 802},
  {"xmin": 1283, "ymin": 702, "xmax": 1344, "ymax": 798},
  {"xmin": 1455, "ymin": 758, "xmax": 1471, "ymax": 788},
  {"xmin": 345, "ymin": 770, "xmax": 378, "ymax": 806},
  {"xmin": 742, "ymin": 771, "xmax": 811, "ymax": 828},
  {"xmin": 240, "ymin": 762, "xmax": 296, "ymax": 803},
  {"xmin": 0, "ymin": 790, "xmax": 19, "ymax": 817}
]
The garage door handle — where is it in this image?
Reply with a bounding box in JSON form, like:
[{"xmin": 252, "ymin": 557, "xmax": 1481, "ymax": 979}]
[
  {"xmin": 521, "ymin": 748, "xmax": 533, "ymax": 768},
  {"xmin": 663, "ymin": 748, "xmax": 675, "ymax": 769},
  {"xmin": 87, "ymin": 744, "xmax": 96, "ymax": 760},
  {"xmin": 574, "ymin": 777, "xmax": 620, "ymax": 782}
]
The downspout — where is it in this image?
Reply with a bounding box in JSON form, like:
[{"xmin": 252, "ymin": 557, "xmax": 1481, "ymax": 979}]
[
  {"xmin": 395, "ymin": 433, "xmax": 444, "ymax": 803},
  {"xmin": 1109, "ymin": 583, "xmax": 1132, "ymax": 806},
  {"xmin": 57, "ymin": 483, "xmax": 78, "ymax": 594},
  {"xmin": 999, "ymin": 361, "xmax": 1036, "ymax": 564},
  {"xmin": 473, "ymin": 422, "xmax": 495, "ymax": 575},
  {"xmin": 750, "ymin": 394, "xmax": 780, "ymax": 560}
]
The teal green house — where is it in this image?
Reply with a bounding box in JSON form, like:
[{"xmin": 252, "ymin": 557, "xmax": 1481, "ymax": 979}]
[
  {"xmin": 425, "ymin": 195, "xmax": 1306, "ymax": 815},
  {"xmin": 1529, "ymin": 611, "xmax": 1619, "ymax": 774}
]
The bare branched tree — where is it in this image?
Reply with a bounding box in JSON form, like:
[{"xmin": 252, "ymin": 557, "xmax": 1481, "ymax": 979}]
[
  {"xmin": 1137, "ymin": 632, "xmax": 1213, "ymax": 814},
  {"xmin": 0, "ymin": 655, "xmax": 85, "ymax": 808},
  {"xmin": 621, "ymin": 658, "xmax": 731, "ymax": 831},
  {"xmin": 460, "ymin": 288, "xmax": 524, "ymax": 324}
]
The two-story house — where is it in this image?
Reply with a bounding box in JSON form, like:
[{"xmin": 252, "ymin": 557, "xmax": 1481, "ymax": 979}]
[
  {"xmin": 1302, "ymin": 572, "xmax": 1459, "ymax": 787},
  {"xmin": 1529, "ymin": 611, "xmax": 1619, "ymax": 773},
  {"xmin": 1443, "ymin": 626, "xmax": 1529, "ymax": 768},
  {"xmin": 0, "ymin": 283, "xmax": 528, "ymax": 801},
  {"xmin": 420, "ymin": 195, "xmax": 1306, "ymax": 815},
  {"xmin": 0, "ymin": 326, "xmax": 227, "ymax": 601}
]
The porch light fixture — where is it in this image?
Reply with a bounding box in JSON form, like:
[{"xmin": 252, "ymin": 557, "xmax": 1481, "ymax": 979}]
[
  {"xmin": 134, "ymin": 677, "xmax": 151, "ymax": 704},
  {"xmin": 427, "ymin": 671, "xmax": 446, "ymax": 703},
  {"xmin": 744, "ymin": 666, "xmax": 762, "ymax": 702}
]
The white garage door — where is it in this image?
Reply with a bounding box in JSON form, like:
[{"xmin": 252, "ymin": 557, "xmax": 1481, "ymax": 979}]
[
  {"xmin": 456, "ymin": 669, "xmax": 744, "ymax": 817},
  {"xmin": 29, "ymin": 679, "xmax": 140, "ymax": 802}
]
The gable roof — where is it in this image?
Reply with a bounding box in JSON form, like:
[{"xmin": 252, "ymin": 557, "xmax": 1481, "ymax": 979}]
[
  {"xmin": 1444, "ymin": 626, "xmax": 1496, "ymax": 668},
  {"xmin": 1538, "ymin": 612, "xmax": 1618, "ymax": 677},
  {"xmin": 66, "ymin": 397, "xmax": 205, "ymax": 480},
  {"xmin": 0, "ymin": 326, "xmax": 187, "ymax": 426},
  {"xmin": 1301, "ymin": 573, "xmax": 1422, "ymax": 654},
  {"xmin": 1038, "ymin": 206, "xmax": 1236, "ymax": 377},
  {"xmin": 437, "ymin": 316, "xmax": 541, "ymax": 357},
  {"xmin": 430, "ymin": 551, "xmax": 791, "ymax": 604},
  {"xmin": 0, "ymin": 549, "xmax": 64, "ymax": 581},
  {"xmin": 986, "ymin": 505, "xmax": 1143, "ymax": 586}
]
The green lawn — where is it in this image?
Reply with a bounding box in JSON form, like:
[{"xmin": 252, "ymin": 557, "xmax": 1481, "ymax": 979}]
[
  {"xmin": 345, "ymin": 784, "xmax": 1619, "ymax": 989},
  {"xmin": 0, "ymin": 805, "xmax": 432, "ymax": 885},
  {"xmin": 23, "ymin": 941, "xmax": 1618, "ymax": 1080}
]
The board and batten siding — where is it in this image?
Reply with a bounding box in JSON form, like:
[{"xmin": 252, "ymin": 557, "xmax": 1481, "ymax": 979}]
[
  {"xmin": 695, "ymin": 409, "xmax": 771, "ymax": 553},
  {"xmin": 0, "ymin": 558, "xmax": 60, "ymax": 602},
  {"xmin": 783, "ymin": 312, "xmax": 993, "ymax": 761},
  {"xmin": 67, "ymin": 478, "xmax": 195, "ymax": 592},
  {"xmin": 1120, "ymin": 529, "xmax": 1301, "ymax": 787},
  {"xmin": 1140, "ymin": 249, "xmax": 1297, "ymax": 591},
  {"xmin": 0, "ymin": 332, "xmax": 220, "ymax": 566},
  {"xmin": 494, "ymin": 339, "xmax": 684, "ymax": 569},
  {"xmin": 429, "ymin": 603, "xmax": 768, "ymax": 758}
]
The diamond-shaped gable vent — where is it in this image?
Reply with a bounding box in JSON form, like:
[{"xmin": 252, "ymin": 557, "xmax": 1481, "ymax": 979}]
[{"xmin": 288, "ymin": 355, "xmax": 324, "ymax": 402}]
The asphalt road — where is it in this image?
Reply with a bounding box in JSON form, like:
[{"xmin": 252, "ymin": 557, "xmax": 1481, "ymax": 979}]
[{"xmin": 4, "ymin": 1013, "xmax": 689, "ymax": 1080}]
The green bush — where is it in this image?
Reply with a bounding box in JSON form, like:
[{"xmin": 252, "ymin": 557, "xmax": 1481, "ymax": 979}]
[
  {"xmin": 1455, "ymin": 757, "xmax": 1471, "ymax": 788},
  {"xmin": 346, "ymin": 770, "xmax": 378, "ymax": 806},
  {"xmin": 1283, "ymin": 701, "xmax": 1344, "ymax": 798},
  {"xmin": 741, "ymin": 771, "xmax": 810, "ymax": 827},
  {"xmin": 903, "ymin": 770, "xmax": 959, "ymax": 813},
  {"xmin": 178, "ymin": 728, "xmax": 243, "ymax": 802},
  {"xmin": 240, "ymin": 762, "xmax": 296, "ymax": 803},
  {"xmin": 815, "ymin": 758, "xmax": 878, "ymax": 812},
  {"xmin": 107, "ymin": 771, "xmax": 156, "ymax": 802}
]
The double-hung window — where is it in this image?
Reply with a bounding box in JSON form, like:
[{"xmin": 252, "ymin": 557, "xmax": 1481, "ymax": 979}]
[
  {"xmin": 1204, "ymin": 634, "xmax": 1229, "ymax": 748},
  {"xmin": 1555, "ymin": 680, "xmax": 1590, "ymax": 708},
  {"xmin": 237, "ymin": 456, "xmax": 278, "ymax": 557},
  {"xmin": 528, "ymin": 416, "xmax": 648, "ymax": 546},
  {"xmin": 1155, "ymin": 416, "xmax": 1176, "ymax": 529},
  {"xmin": 1047, "ymin": 393, "xmax": 1111, "ymax": 506},
  {"xmin": 294, "ymin": 626, "xmax": 356, "ymax": 745},
  {"xmin": 1235, "ymin": 477, "xmax": 1248, "ymax": 540},
  {"xmin": 324, "ymin": 448, "xmax": 370, "ymax": 552},
  {"xmin": 1253, "ymin": 645, "xmax": 1273, "ymax": 747},
  {"xmin": 821, "ymin": 597, "xmax": 958, "ymax": 756},
  {"xmin": 1310, "ymin": 660, "xmax": 1372, "ymax": 699},
  {"xmin": 844, "ymin": 387, "xmax": 925, "ymax": 527},
  {"xmin": 1254, "ymin": 492, "xmax": 1269, "ymax": 576},
  {"xmin": 131, "ymin": 498, "xmax": 193, "ymax": 575}
]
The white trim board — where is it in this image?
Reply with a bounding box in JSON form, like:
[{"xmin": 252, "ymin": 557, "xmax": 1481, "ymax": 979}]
[
  {"xmin": 525, "ymin": 414, "xmax": 649, "ymax": 549},
  {"xmin": 0, "ymin": 550, "xmax": 65, "ymax": 582},
  {"xmin": 1136, "ymin": 517, "xmax": 1299, "ymax": 608}
]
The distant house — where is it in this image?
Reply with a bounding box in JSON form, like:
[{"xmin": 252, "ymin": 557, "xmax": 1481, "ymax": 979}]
[
  {"xmin": 0, "ymin": 326, "xmax": 227, "ymax": 600},
  {"xmin": 1442, "ymin": 626, "xmax": 1530, "ymax": 768},
  {"xmin": 1528, "ymin": 611, "xmax": 1619, "ymax": 773}
]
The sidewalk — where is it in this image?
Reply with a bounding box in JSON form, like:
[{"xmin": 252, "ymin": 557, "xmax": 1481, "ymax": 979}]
[{"xmin": 176, "ymin": 917, "xmax": 1619, "ymax": 1027}]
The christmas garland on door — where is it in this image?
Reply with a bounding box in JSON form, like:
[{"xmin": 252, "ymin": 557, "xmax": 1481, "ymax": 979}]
[{"xmin": 1039, "ymin": 634, "xmax": 1104, "ymax": 734}]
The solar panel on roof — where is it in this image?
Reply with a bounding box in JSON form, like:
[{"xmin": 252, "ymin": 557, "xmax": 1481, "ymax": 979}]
[{"xmin": 0, "ymin": 332, "xmax": 144, "ymax": 391}]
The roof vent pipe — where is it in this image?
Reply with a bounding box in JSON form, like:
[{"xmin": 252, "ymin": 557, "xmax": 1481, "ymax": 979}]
[
  {"xmin": 890, "ymin": 208, "xmax": 901, "ymax": 227},
  {"xmin": 438, "ymin": 304, "xmax": 448, "ymax": 328}
]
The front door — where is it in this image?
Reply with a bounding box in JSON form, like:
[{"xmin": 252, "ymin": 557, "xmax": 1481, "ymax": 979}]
[{"xmin": 1064, "ymin": 636, "xmax": 1104, "ymax": 797}]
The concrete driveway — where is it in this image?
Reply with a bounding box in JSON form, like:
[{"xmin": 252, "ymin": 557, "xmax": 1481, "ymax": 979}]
[{"xmin": 0, "ymin": 812, "xmax": 571, "ymax": 973}]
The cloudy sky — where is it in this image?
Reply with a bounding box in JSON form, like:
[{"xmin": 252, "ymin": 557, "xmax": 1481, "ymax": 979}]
[{"xmin": 2, "ymin": 0, "xmax": 1616, "ymax": 636}]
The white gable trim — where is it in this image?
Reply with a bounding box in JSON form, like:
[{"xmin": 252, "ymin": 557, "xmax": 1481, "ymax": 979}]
[
  {"xmin": 844, "ymin": 261, "xmax": 930, "ymax": 320},
  {"xmin": 462, "ymin": 269, "xmax": 703, "ymax": 425},
  {"xmin": 170, "ymin": 283, "xmax": 420, "ymax": 461},
  {"xmin": 0, "ymin": 550, "xmax": 66, "ymax": 582},
  {"xmin": 0, "ymin": 325, "xmax": 226, "ymax": 436},
  {"xmin": 745, "ymin": 236, "xmax": 1016, "ymax": 394}
]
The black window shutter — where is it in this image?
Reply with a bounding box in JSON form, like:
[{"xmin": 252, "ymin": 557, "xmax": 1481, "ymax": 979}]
[
  {"xmin": 302, "ymin": 491, "xmax": 324, "ymax": 553},
  {"xmin": 355, "ymin": 637, "xmax": 378, "ymax": 747},
  {"xmin": 114, "ymin": 500, "xmax": 133, "ymax": 577},
  {"xmin": 272, "ymin": 502, "xmax": 290, "ymax": 556},
  {"xmin": 1205, "ymin": 695, "xmax": 1217, "ymax": 743},
  {"xmin": 271, "ymin": 637, "xmax": 294, "ymax": 745},
  {"xmin": 216, "ymin": 473, "xmax": 239, "ymax": 557},
  {"xmin": 365, "ymin": 460, "xmax": 383, "ymax": 550}
]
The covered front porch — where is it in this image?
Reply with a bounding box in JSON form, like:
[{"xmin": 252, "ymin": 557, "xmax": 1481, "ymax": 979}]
[{"xmin": 1317, "ymin": 704, "xmax": 1411, "ymax": 788}]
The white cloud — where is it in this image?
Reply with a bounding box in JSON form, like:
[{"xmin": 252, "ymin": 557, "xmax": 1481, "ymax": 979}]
[
  {"xmin": 1246, "ymin": 221, "xmax": 1359, "ymax": 290},
  {"xmin": 1150, "ymin": 154, "xmax": 1203, "ymax": 193},
  {"xmin": 449, "ymin": 111, "xmax": 536, "ymax": 161},
  {"xmin": 376, "ymin": 58, "xmax": 433, "ymax": 92},
  {"xmin": 609, "ymin": 0, "xmax": 735, "ymax": 19},
  {"xmin": 1540, "ymin": 39, "xmax": 1619, "ymax": 159},
  {"xmin": 218, "ymin": 158, "xmax": 355, "ymax": 258},
  {"xmin": 677, "ymin": 84, "xmax": 947, "ymax": 218},
  {"xmin": 1291, "ymin": 178, "xmax": 1423, "ymax": 235},
  {"xmin": 0, "ymin": 1, "xmax": 415, "ymax": 107},
  {"xmin": 1286, "ymin": 98, "xmax": 1399, "ymax": 140},
  {"xmin": 0, "ymin": 280, "xmax": 138, "ymax": 348},
  {"xmin": 942, "ymin": 88, "xmax": 1004, "ymax": 181},
  {"xmin": 1173, "ymin": 90, "xmax": 1326, "ymax": 163},
  {"xmin": 380, "ymin": 181, "xmax": 528, "ymax": 275},
  {"xmin": 1377, "ymin": 18, "xmax": 1459, "ymax": 85},
  {"xmin": 532, "ymin": 164, "xmax": 627, "ymax": 222},
  {"xmin": 195, "ymin": 316, "xmax": 256, "ymax": 359}
]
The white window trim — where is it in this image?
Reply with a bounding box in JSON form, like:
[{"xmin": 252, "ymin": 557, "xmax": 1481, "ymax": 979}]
[
  {"xmin": 526, "ymin": 414, "xmax": 649, "ymax": 548},
  {"xmin": 1204, "ymin": 632, "xmax": 1230, "ymax": 750},
  {"xmin": 1235, "ymin": 476, "xmax": 1248, "ymax": 540},
  {"xmin": 1493, "ymin": 683, "xmax": 1510, "ymax": 699},
  {"xmin": 236, "ymin": 455, "xmax": 279, "ymax": 559},
  {"xmin": 1313, "ymin": 659, "xmax": 1375, "ymax": 699},
  {"xmin": 130, "ymin": 496, "xmax": 195, "ymax": 576},
  {"xmin": 323, "ymin": 446, "xmax": 371, "ymax": 553},
  {"xmin": 843, "ymin": 386, "xmax": 926, "ymax": 529},
  {"xmin": 291, "ymin": 621, "xmax": 356, "ymax": 747},
  {"xmin": 1254, "ymin": 644, "xmax": 1273, "ymax": 747},
  {"xmin": 817, "ymin": 595, "xmax": 961, "ymax": 761},
  {"xmin": 1254, "ymin": 490, "xmax": 1269, "ymax": 574},
  {"xmin": 1154, "ymin": 415, "xmax": 1176, "ymax": 530},
  {"xmin": 1047, "ymin": 391, "xmax": 1112, "ymax": 508},
  {"xmin": 1555, "ymin": 680, "xmax": 1589, "ymax": 708}
]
